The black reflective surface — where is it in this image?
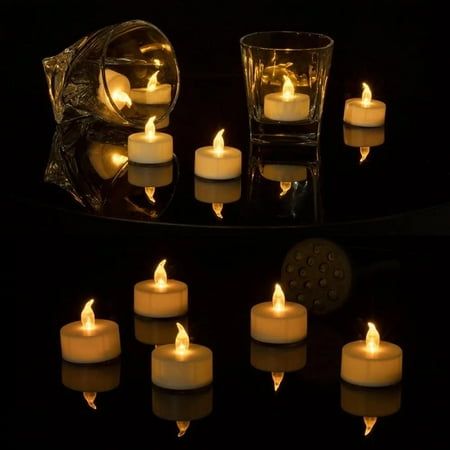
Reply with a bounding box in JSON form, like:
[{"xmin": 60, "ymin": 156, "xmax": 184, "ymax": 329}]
[{"xmin": 10, "ymin": 1, "xmax": 448, "ymax": 448}]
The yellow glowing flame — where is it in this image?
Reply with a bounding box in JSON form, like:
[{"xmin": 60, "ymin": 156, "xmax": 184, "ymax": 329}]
[
  {"xmin": 213, "ymin": 129, "xmax": 225, "ymax": 156},
  {"xmin": 282, "ymin": 76, "xmax": 295, "ymax": 100},
  {"xmin": 272, "ymin": 371, "xmax": 284, "ymax": 392},
  {"xmin": 359, "ymin": 146, "xmax": 371, "ymax": 163},
  {"xmin": 110, "ymin": 153, "xmax": 128, "ymax": 167},
  {"xmin": 175, "ymin": 322, "xmax": 189, "ymax": 353},
  {"xmin": 366, "ymin": 322, "xmax": 380, "ymax": 353},
  {"xmin": 81, "ymin": 299, "xmax": 95, "ymax": 331},
  {"xmin": 272, "ymin": 283, "xmax": 285, "ymax": 312},
  {"xmin": 212, "ymin": 202, "xmax": 224, "ymax": 219},
  {"xmin": 83, "ymin": 392, "xmax": 97, "ymax": 410},
  {"xmin": 145, "ymin": 186, "xmax": 156, "ymax": 204},
  {"xmin": 147, "ymin": 70, "xmax": 159, "ymax": 92},
  {"xmin": 364, "ymin": 416, "xmax": 377, "ymax": 436},
  {"xmin": 111, "ymin": 90, "xmax": 132, "ymax": 108},
  {"xmin": 145, "ymin": 116, "xmax": 156, "ymax": 140},
  {"xmin": 154, "ymin": 259, "xmax": 167, "ymax": 287},
  {"xmin": 152, "ymin": 58, "xmax": 162, "ymax": 67},
  {"xmin": 176, "ymin": 421, "xmax": 190, "ymax": 437},
  {"xmin": 361, "ymin": 82, "xmax": 372, "ymax": 107},
  {"xmin": 279, "ymin": 181, "xmax": 292, "ymax": 197}
]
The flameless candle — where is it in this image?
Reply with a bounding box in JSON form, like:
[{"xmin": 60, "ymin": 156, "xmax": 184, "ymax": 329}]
[
  {"xmin": 128, "ymin": 116, "xmax": 173, "ymax": 164},
  {"xmin": 87, "ymin": 141, "xmax": 128, "ymax": 180},
  {"xmin": 152, "ymin": 323, "xmax": 213, "ymax": 390},
  {"xmin": 194, "ymin": 129, "xmax": 241, "ymax": 180},
  {"xmin": 341, "ymin": 383, "xmax": 401, "ymax": 437},
  {"xmin": 251, "ymin": 284, "xmax": 307, "ymax": 344},
  {"xmin": 260, "ymin": 164, "xmax": 308, "ymax": 197},
  {"xmin": 130, "ymin": 70, "xmax": 172, "ymax": 104},
  {"xmin": 341, "ymin": 322, "xmax": 402, "ymax": 387},
  {"xmin": 134, "ymin": 259, "xmax": 188, "ymax": 318},
  {"xmin": 152, "ymin": 386, "xmax": 213, "ymax": 438},
  {"xmin": 134, "ymin": 316, "xmax": 188, "ymax": 346},
  {"xmin": 60, "ymin": 299, "xmax": 121, "ymax": 364},
  {"xmin": 343, "ymin": 125, "xmax": 385, "ymax": 163},
  {"xmin": 128, "ymin": 161, "xmax": 173, "ymax": 187},
  {"xmin": 343, "ymin": 83, "xmax": 386, "ymax": 127},
  {"xmin": 98, "ymin": 69, "xmax": 132, "ymax": 112},
  {"xmin": 264, "ymin": 76, "xmax": 310, "ymax": 121}
]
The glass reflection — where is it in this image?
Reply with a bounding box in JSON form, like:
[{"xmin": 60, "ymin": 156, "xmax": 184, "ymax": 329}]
[
  {"xmin": 343, "ymin": 125, "xmax": 385, "ymax": 163},
  {"xmin": 152, "ymin": 385, "xmax": 213, "ymax": 438},
  {"xmin": 281, "ymin": 238, "xmax": 352, "ymax": 314},
  {"xmin": 340, "ymin": 382, "xmax": 401, "ymax": 437},
  {"xmin": 250, "ymin": 340, "xmax": 307, "ymax": 391},
  {"xmin": 61, "ymin": 359, "xmax": 121, "ymax": 410},
  {"xmin": 134, "ymin": 316, "xmax": 188, "ymax": 346}
]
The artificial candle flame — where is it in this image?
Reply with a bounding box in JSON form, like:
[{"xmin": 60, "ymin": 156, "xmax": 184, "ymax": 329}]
[
  {"xmin": 279, "ymin": 181, "xmax": 292, "ymax": 197},
  {"xmin": 363, "ymin": 416, "xmax": 377, "ymax": 436},
  {"xmin": 360, "ymin": 146, "xmax": 370, "ymax": 163},
  {"xmin": 272, "ymin": 283, "xmax": 285, "ymax": 312},
  {"xmin": 366, "ymin": 322, "xmax": 380, "ymax": 353},
  {"xmin": 111, "ymin": 90, "xmax": 132, "ymax": 108},
  {"xmin": 147, "ymin": 71, "xmax": 159, "ymax": 92},
  {"xmin": 361, "ymin": 82, "xmax": 372, "ymax": 107},
  {"xmin": 145, "ymin": 116, "xmax": 156, "ymax": 140},
  {"xmin": 175, "ymin": 322, "xmax": 190, "ymax": 353},
  {"xmin": 83, "ymin": 392, "xmax": 97, "ymax": 410},
  {"xmin": 272, "ymin": 371, "xmax": 284, "ymax": 392},
  {"xmin": 154, "ymin": 259, "xmax": 167, "ymax": 287},
  {"xmin": 177, "ymin": 421, "xmax": 190, "ymax": 437},
  {"xmin": 213, "ymin": 129, "xmax": 225, "ymax": 156},
  {"xmin": 282, "ymin": 76, "xmax": 295, "ymax": 100},
  {"xmin": 81, "ymin": 299, "xmax": 95, "ymax": 331},
  {"xmin": 145, "ymin": 186, "xmax": 156, "ymax": 204},
  {"xmin": 212, "ymin": 202, "xmax": 224, "ymax": 219}
]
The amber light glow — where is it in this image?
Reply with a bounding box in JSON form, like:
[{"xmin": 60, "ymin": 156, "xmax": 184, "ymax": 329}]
[
  {"xmin": 212, "ymin": 202, "xmax": 224, "ymax": 219},
  {"xmin": 83, "ymin": 391, "xmax": 97, "ymax": 410},
  {"xmin": 364, "ymin": 416, "xmax": 377, "ymax": 436},
  {"xmin": 81, "ymin": 299, "xmax": 95, "ymax": 331},
  {"xmin": 177, "ymin": 421, "xmax": 190, "ymax": 437},
  {"xmin": 145, "ymin": 116, "xmax": 157, "ymax": 140},
  {"xmin": 361, "ymin": 82, "xmax": 372, "ymax": 107},
  {"xmin": 360, "ymin": 146, "xmax": 370, "ymax": 163},
  {"xmin": 279, "ymin": 181, "xmax": 292, "ymax": 197},
  {"xmin": 147, "ymin": 71, "xmax": 160, "ymax": 92},
  {"xmin": 154, "ymin": 259, "xmax": 168, "ymax": 288},
  {"xmin": 281, "ymin": 76, "xmax": 295, "ymax": 101},
  {"xmin": 366, "ymin": 322, "xmax": 380, "ymax": 354},
  {"xmin": 272, "ymin": 371, "xmax": 284, "ymax": 392},
  {"xmin": 111, "ymin": 90, "xmax": 132, "ymax": 108},
  {"xmin": 110, "ymin": 153, "xmax": 128, "ymax": 167},
  {"xmin": 213, "ymin": 129, "xmax": 225, "ymax": 157},
  {"xmin": 175, "ymin": 322, "xmax": 189, "ymax": 354},
  {"xmin": 272, "ymin": 284, "xmax": 285, "ymax": 312},
  {"xmin": 145, "ymin": 186, "xmax": 156, "ymax": 204}
]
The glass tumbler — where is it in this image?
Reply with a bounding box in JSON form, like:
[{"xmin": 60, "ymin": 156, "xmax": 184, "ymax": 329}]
[{"xmin": 240, "ymin": 31, "xmax": 333, "ymax": 145}]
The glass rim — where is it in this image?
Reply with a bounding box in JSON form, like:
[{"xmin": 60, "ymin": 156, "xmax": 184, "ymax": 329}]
[{"xmin": 240, "ymin": 31, "xmax": 334, "ymax": 51}]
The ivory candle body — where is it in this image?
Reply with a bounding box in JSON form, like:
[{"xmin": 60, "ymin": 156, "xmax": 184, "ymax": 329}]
[
  {"xmin": 98, "ymin": 69, "xmax": 131, "ymax": 111},
  {"xmin": 195, "ymin": 147, "xmax": 241, "ymax": 180},
  {"xmin": 343, "ymin": 99, "xmax": 386, "ymax": 127},
  {"xmin": 130, "ymin": 84, "xmax": 171, "ymax": 104},
  {"xmin": 341, "ymin": 340, "xmax": 402, "ymax": 387},
  {"xmin": 194, "ymin": 178, "xmax": 241, "ymax": 204},
  {"xmin": 60, "ymin": 320, "xmax": 121, "ymax": 364},
  {"xmin": 251, "ymin": 302, "xmax": 307, "ymax": 344},
  {"xmin": 128, "ymin": 162, "xmax": 173, "ymax": 187},
  {"xmin": 128, "ymin": 132, "xmax": 173, "ymax": 164},
  {"xmin": 264, "ymin": 92, "xmax": 309, "ymax": 121},
  {"xmin": 152, "ymin": 344, "xmax": 213, "ymax": 390},
  {"xmin": 134, "ymin": 280, "xmax": 188, "ymax": 318},
  {"xmin": 260, "ymin": 164, "xmax": 307, "ymax": 182}
]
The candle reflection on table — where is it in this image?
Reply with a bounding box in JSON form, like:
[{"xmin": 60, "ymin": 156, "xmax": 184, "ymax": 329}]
[
  {"xmin": 87, "ymin": 141, "xmax": 128, "ymax": 180},
  {"xmin": 61, "ymin": 359, "xmax": 121, "ymax": 410},
  {"xmin": 135, "ymin": 316, "xmax": 188, "ymax": 346},
  {"xmin": 152, "ymin": 385, "xmax": 213, "ymax": 437},
  {"xmin": 340, "ymin": 382, "xmax": 401, "ymax": 437},
  {"xmin": 343, "ymin": 125, "xmax": 385, "ymax": 163},
  {"xmin": 250, "ymin": 340, "xmax": 307, "ymax": 391}
]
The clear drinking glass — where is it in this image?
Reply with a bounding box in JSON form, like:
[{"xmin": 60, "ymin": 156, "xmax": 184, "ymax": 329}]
[
  {"xmin": 240, "ymin": 31, "xmax": 333, "ymax": 145},
  {"xmin": 43, "ymin": 20, "xmax": 179, "ymax": 129}
]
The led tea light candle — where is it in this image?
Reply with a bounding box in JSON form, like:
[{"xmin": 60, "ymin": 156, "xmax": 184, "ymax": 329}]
[
  {"xmin": 61, "ymin": 359, "xmax": 121, "ymax": 410},
  {"xmin": 251, "ymin": 284, "xmax": 307, "ymax": 344},
  {"xmin": 130, "ymin": 70, "xmax": 172, "ymax": 105},
  {"xmin": 194, "ymin": 129, "xmax": 241, "ymax": 180},
  {"xmin": 194, "ymin": 177, "xmax": 241, "ymax": 220},
  {"xmin": 134, "ymin": 259, "xmax": 188, "ymax": 318},
  {"xmin": 341, "ymin": 382, "xmax": 401, "ymax": 437},
  {"xmin": 343, "ymin": 125, "xmax": 385, "ymax": 163},
  {"xmin": 151, "ymin": 323, "xmax": 213, "ymax": 390},
  {"xmin": 98, "ymin": 69, "xmax": 132, "ymax": 112},
  {"xmin": 264, "ymin": 76, "xmax": 310, "ymax": 121},
  {"xmin": 60, "ymin": 299, "xmax": 121, "ymax": 364},
  {"xmin": 128, "ymin": 116, "xmax": 173, "ymax": 164},
  {"xmin": 250, "ymin": 340, "xmax": 307, "ymax": 391},
  {"xmin": 87, "ymin": 141, "xmax": 128, "ymax": 180},
  {"xmin": 260, "ymin": 164, "xmax": 308, "ymax": 197},
  {"xmin": 343, "ymin": 83, "xmax": 386, "ymax": 127},
  {"xmin": 134, "ymin": 316, "xmax": 188, "ymax": 346},
  {"xmin": 341, "ymin": 322, "xmax": 402, "ymax": 387},
  {"xmin": 152, "ymin": 385, "xmax": 213, "ymax": 438}
]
